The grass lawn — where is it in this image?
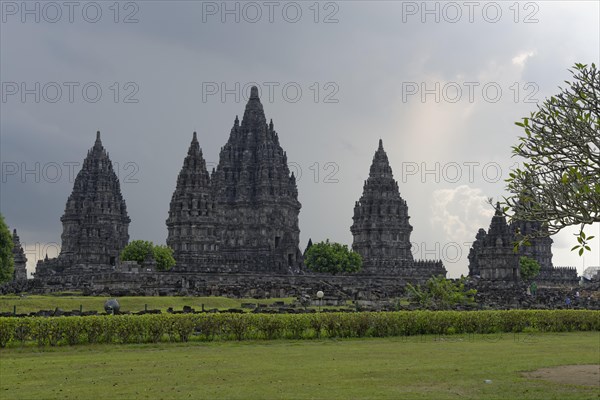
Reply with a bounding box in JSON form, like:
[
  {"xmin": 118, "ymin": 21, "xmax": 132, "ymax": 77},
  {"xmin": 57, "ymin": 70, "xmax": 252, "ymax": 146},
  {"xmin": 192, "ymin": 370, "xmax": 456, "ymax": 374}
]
[
  {"xmin": 0, "ymin": 332, "xmax": 598, "ymax": 399},
  {"xmin": 0, "ymin": 295, "xmax": 295, "ymax": 314}
]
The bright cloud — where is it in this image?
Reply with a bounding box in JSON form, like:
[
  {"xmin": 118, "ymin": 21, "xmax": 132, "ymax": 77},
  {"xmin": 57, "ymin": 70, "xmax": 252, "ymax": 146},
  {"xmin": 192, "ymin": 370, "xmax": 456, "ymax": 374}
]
[
  {"xmin": 512, "ymin": 51, "xmax": 536, "ymax": 67},
  {"xmin": 430, "ymin": 185, "xmax": 495, "ymax": 246}
]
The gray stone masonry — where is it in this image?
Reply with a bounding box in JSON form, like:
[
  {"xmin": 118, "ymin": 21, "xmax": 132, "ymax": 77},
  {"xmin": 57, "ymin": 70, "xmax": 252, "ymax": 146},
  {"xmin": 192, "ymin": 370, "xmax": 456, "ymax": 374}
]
[
  {"xmin": 167, "ymin": 86, "xmax": 302, "ymax": 273},
  {"xmin": 11, "ymin": 229, "xmax": 27, "ymax": 281},
  {"xmin": 351, "ymin": 140, "xmax": 445, "ymax": 278},
  {"xmin": 36, "ymin": 131, "xmax": 130, "ymax": 277}
]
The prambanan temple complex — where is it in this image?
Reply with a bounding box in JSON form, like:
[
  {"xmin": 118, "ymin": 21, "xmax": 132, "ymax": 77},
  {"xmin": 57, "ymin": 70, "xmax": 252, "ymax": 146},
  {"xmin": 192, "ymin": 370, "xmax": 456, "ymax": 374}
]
[{"xmin": 4, "ymin": 87, "xmax": 586, "ymax": 302}]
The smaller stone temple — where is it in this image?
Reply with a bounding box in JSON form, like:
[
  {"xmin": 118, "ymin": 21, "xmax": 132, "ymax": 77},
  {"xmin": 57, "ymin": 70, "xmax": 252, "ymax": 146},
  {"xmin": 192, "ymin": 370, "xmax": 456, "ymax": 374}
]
[
  {"xmin": 11, "ymin": 229, "xmax": 28, "ymax": 281},
  {"xmin": 166, "ymin": 131, "xmax": 216, "ymax": 267},
  {"xmin": 468, "ymin": 203, "xmax": 578, "ymax": 282},
  {"xmin": 351, "ymin": 140, "xmax": 445, "ymax": 278},
  {"xmin": 474, "ymin": 203, "xmax": 520, "ymax": 281},
  {"xmin": 36, "ymin": 131, "xmax": 130, "ymax": 276}
]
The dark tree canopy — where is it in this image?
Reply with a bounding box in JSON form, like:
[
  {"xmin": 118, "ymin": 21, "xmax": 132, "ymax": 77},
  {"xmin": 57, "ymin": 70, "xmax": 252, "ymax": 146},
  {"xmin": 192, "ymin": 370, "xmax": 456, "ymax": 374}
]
[
  {"xmin": 0, "ymin": 214, "xmax": 14, "ymax": 284},
  {"xmin": 504, "ymin": 63, "xmax": 599, "ymax": 253},
  {"xmin": 304, "ymin": 239, "xmax": 362, "ymax": 274}
]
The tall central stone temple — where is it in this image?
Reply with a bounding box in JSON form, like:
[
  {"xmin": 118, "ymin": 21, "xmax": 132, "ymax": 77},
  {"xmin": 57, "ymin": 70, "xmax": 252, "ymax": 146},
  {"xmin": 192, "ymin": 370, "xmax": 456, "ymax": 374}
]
[
  {"xmin": 351, "ymin": 140, "xmax": 445, "ymax": 277},
  {"xmin": 167, "ymin": 87, "xmax": 302, "ymax": 273}
]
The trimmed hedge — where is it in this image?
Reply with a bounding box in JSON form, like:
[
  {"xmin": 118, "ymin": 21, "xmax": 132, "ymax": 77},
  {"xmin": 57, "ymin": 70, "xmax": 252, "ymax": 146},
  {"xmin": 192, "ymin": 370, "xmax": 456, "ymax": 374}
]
[{"xmin": 0, "ymin": 310, "xmax": 598, "ymax": 347}]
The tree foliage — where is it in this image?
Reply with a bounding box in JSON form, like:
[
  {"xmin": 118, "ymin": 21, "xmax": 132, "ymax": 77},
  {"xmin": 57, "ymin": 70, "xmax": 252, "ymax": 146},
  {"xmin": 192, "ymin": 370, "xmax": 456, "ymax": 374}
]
[
  {"xmin": 519, "ymin": 256, "xmax": 540, "ymax": 282},
  {"xmin": 121, "ymin": 240, "xmax": 153, "ymax": 263},
  {"xmin": 406, "ymin": 276, "xmax": 476, "ymax": 310},
  {"xmin": 304, "ymin": 239, "xmax": 362, "ymax": 274},
  {"xmin": 120, "ymin": 240, "xmax": 175, "ymax": 271},
  {"xmin": 153, "ymin": 245, "xmax": 176, "ymax": 271},
  {"xmin": 503, "ymin": 63, "xmax": 599, "ymax": 253},
  {"xmin": 0, "ymin": 214, "xmax": 14, "ymax": 284}
]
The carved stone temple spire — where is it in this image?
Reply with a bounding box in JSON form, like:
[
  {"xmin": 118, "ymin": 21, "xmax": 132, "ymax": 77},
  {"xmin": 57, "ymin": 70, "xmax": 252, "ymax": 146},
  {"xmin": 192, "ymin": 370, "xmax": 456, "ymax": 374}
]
[
  {"xmin": 56, "ymin": 131, "xmax": 130, "ymax": 266},
  {"xmin": 351, "ymin": 139, "xmax": 414, "ymax": 271},
  {"xmin": 211, "ymin": 86, "xmax": 302, "ymax": 271},
  {"xmin": 477, "ymin": 203, "xmax": 519, "ymax": 281},
  {"xmin": 12, "ymin": 229, "xmax": 28, "ymax": 281},
  {"xmin": 166, "ymin": 132, "xmax": 217, "ymax": 268}
]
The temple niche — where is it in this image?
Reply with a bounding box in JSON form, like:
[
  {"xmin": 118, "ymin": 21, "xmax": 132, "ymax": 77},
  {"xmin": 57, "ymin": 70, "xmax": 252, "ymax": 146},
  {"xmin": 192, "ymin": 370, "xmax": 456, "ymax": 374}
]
[
  {"xmin": 36, "ymin": 132, "xmax": 130, "ymax": 276},
  {"xmin": 167, "ymin": 86, "xmax": 303, "ymax": 273},
  {"xmin": 350, "ymin": 140, "xmax": 445, "ymax": 278}
]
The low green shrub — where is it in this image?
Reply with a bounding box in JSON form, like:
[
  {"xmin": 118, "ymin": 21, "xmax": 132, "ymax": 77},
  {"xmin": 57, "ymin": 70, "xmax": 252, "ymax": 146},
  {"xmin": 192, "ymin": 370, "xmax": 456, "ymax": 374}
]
[{"xmin": 0, "ymin": 310, "xmax": 597, "ymax": 347}]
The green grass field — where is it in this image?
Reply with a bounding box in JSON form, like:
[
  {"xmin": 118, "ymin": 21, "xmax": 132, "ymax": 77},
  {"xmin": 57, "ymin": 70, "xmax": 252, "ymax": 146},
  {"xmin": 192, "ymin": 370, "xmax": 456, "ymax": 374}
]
[
  {"xmin": 0, "ymin": 332, "xmax": 598, "ymax": 399},
  {"xmin": 0, "ymin": 295, "xmax": 295, "ymax": 314}
]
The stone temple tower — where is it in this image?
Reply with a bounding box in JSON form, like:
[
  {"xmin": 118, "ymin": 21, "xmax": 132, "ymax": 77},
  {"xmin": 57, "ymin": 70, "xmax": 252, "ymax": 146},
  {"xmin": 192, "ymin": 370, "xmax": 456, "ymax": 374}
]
[
  {"xmin": 166, "ymin": 132, "xmax": 217, "ymax": 269},
  {"xmin": 211, "ymin": 86, "xmax": 302, "ymax": 272},
  {"xmin": 351, "ymin": 140, "xmax": 445, "ymax": 278},
  {"xmin": 11, "ymin": 229, "xmax": 28, "ymax": 281},
  {"xmin": 351, "ymin": 140, "xmax": 415, "ymax": 272},
  {"xmin": 477, "ymin": 203, "xmax": 519, "ymax": 281},
  {"xmin": 468, "ymin": 204, "xmax": 577, "ymax": 283},
  {"xmin": 56, "ymin": 131, "xmax": 130, "ymax": 267},
  {"xmin": 167, "ymin": 87, "xmax": 302, "ymax": 272}
]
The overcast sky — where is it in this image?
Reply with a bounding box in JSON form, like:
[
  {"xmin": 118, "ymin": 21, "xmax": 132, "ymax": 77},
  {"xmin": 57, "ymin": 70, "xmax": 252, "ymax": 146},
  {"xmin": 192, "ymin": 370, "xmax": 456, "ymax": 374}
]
[{"xmin": 1, "ymin": 0, "xmax": 599, "ymax": 278}]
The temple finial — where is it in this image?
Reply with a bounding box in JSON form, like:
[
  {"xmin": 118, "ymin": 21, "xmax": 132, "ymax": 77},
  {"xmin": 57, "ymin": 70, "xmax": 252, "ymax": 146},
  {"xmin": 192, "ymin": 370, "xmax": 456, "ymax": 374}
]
[
  {"xmin": 250, "ymin": 86, "xmax": 259, "ymax": 99},
  {"xmin": 378, "ymin": 138, "xmax": 383, "ymax": 150},
  {"xmin": 188, "ymin": 131, "xmax": 200, "ymax": 155},
  {"xmin": 93, "ymin": 131, "xmax": 103, "ymax": 149},
  {"xmin": 495, "ymin": 202, "xmax": 503, "ymax": 215}
]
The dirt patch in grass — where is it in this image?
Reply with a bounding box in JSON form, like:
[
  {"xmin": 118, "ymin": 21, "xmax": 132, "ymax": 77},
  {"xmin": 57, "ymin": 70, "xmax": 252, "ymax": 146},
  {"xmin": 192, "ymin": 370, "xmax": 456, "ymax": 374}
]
[{"xmin": 523, "ymin": 365, "xmax": 599, "ymax": 386}]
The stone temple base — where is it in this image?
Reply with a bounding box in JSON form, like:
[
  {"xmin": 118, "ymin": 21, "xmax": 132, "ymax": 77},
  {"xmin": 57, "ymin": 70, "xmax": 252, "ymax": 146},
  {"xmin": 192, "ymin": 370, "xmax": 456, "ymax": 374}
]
[{"xmin": 5, "ymin": 269, "xmax": 443, "ymax": 301}]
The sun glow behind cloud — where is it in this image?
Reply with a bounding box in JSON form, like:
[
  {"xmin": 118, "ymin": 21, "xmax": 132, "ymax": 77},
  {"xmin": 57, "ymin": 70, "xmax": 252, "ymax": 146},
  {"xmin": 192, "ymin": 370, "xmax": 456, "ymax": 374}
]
[{"xmin": 512, "ymin": 51, "xmax": 536, "ymax": 67}]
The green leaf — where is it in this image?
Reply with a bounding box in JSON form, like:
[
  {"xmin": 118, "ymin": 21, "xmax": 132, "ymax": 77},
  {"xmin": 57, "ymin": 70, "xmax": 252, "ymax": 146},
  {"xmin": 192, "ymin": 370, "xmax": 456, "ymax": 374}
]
[{"xmin": 578, "ymin": 248, "xmax": 584, "ymax": 256}]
